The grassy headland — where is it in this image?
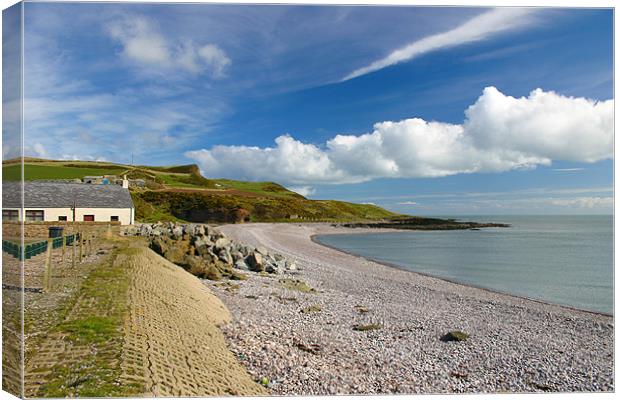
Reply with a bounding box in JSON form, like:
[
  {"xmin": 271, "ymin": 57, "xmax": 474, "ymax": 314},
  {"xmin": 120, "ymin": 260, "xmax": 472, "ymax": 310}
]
[
  {"xmin": 3, "ymin": 158, "xmax": 400, "ymax": 223},
  {"xmin": 3, "ymin": 158, "xmax": 509, "ymax": 228}
]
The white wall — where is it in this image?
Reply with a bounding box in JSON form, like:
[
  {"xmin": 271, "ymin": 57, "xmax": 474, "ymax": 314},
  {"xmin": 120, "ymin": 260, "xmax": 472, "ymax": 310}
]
[
  {"xmin": 3, "ymin": 207, "xmax": 134, "ymax": 225},
  {"xmin": 73, "ymin": 208, "xmax": 133, "ymax": 225}
]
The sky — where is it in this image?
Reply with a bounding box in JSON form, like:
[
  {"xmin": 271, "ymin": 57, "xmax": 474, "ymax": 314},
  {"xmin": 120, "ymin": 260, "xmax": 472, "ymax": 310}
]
[{"xmin": 3, "ymin": 3, "xmax": 614, "ymax": 215}]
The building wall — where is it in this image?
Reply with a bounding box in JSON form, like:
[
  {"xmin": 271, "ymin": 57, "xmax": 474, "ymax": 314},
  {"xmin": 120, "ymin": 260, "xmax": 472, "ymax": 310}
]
[
  {"xmin": 2, "ymin": 207, "xmax": 133, "ymax": 225},
  {"xmin": 3, "ymin": 221, "xmax": 121, "ymax": 239}
]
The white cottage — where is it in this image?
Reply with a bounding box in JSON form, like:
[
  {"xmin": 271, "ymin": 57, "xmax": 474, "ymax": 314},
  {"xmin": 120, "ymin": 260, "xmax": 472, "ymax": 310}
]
[{"xmin": 2, "ymin": 181, "xmax": 135, "ymax": 225}]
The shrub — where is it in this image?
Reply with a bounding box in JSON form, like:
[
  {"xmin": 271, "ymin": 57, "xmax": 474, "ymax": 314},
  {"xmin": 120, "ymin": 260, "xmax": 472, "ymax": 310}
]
[{"xmin": 440, "ymin": 331, "xmax": 470, "ymax": 342}]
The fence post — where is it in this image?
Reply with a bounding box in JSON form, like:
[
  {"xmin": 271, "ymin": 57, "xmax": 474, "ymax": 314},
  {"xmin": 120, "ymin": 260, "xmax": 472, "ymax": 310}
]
[
  {"xmin": 61, "ymin": 235, "xmax": 66, "ymax": 266},
  {"xmin": 43, "ymin": 238, "xmax": 53, "ymax": 292},
  {"xmin": 72, "ymin": 234, "xmax": 76, "ymax": 268},
  {"xmin": 79, "ymin": 231, "xmax": 83, "ymax": 261}
]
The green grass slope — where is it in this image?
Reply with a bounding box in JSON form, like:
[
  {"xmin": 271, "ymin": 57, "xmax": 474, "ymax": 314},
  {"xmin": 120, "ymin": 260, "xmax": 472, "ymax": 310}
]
[
  {"xmin": 3, "ymin": 159, "xmax": 401, "ymax": 223},
  {"xmin": 132, "ymin": 191, "xmax": 396, "ymax": 223},
  {"xmin": 3, "ymin": 163, "xmax": 127, "ymax": 181}
]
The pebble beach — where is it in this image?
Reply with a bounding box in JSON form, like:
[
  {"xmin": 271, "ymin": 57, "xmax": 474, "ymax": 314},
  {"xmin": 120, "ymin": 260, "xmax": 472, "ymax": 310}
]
[{"xmin": 208, "ymin": 223, "xmax": 613, "ymax": 395}]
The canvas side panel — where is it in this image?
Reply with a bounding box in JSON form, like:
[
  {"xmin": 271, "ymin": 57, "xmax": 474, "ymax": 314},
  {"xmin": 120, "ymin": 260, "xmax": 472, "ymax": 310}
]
[{"xmin": 2, "ymin": 1, "xmax": 24, "ymax": 398}]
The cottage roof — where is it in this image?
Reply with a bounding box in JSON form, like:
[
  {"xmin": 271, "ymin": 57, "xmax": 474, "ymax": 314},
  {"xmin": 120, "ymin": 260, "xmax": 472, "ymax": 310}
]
[{"xmin": 2, "ymin": 182, "xmax": 134, "ymax": 209}]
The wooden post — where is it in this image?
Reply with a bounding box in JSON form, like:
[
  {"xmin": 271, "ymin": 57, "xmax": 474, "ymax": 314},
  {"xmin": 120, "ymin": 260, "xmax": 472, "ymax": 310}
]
[
  {"xmin": 79, "ymin": 232, "xmax": 83, "ymax": 261},
  {"xmin": 61, "ymin": 235, "xmax": 66, "ymax": 266},
  {"xmin": 43, "ymin": 239, "xmax": 53, "ymax": 292},
  {"xmin": 72, "ymin": 233, "xmax": 76, "ymax": 268}
]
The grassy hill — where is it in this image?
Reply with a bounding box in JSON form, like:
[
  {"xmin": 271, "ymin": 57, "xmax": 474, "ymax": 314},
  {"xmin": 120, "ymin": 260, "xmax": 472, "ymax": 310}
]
[{"xmin": 3, "ymin": 158, "xmax": 400, "ymax": 223}]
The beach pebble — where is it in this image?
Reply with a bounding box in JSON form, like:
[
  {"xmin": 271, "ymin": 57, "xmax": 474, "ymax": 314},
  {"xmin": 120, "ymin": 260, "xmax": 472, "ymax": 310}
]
[{"xmin": 211, "ymin": 223, "xmax": 613, "ymax": 396}]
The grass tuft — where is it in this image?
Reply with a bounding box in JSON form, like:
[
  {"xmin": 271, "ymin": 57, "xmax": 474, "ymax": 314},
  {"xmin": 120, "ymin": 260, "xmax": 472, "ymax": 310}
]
[
  {"xmin": 278, "ymin": 278, "xmax": 316, "ymax": 293},
  {"xmin": 352, "ymin": 323, "xmax": 382, "ymax": 332},
  {"xmin": 301, "ymin": 305, "xmax": 322, "ymax": 313},
  {"xmin": 354, "ymin": 305, "xmax": 369, "ymax": 313},
  {"xmin": 58, "ymin": 316, "xmax": 117, "ymax": 344}
]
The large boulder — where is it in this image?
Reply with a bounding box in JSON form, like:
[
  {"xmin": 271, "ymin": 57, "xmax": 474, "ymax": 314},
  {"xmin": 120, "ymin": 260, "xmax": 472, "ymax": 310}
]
[
  {"xmin": 163, "ymin": 239, "xmax": 191, "ymax": 265},
  {"xmin": 214, "ymin": 237, "xmax": 230, "ymax": 250},
  {"xmin": 265, "ymin": 262, "xmax": 280, "ymax": 274},
  {"xmin": 150, "ymin": 236, "xmax": 169, "ymax": 255},
  {"xmin": 245, "ymin": 252, "xmax": 264, "ymax": 272},
  {"xmin": 217, "ymin": 247, "xmax": 233, "ymax": 265},
  {"xmin": 275, "ymin": 259, "xmax": 286, "ymax": 271},
  {"xmin": 184, "ymin": 255, "xmax": 206, "ymax": 276},
  {"xmin": 230, "ymin": 250, "xmax": 244, "ymax": 262},
  {"xmin": 234, "ymin": 259, "xmax": 249, "ymax": 271},
  {"xmin": 171, "ymin": 225, "xmax": 184, "ymax": 239},
  {"xmin": 190, "ymin": 224, "xmax": 206, "ymax": 237},
  {"xmin": 193, "ymin": 236, "xmax": 214, "ymax": 257}
]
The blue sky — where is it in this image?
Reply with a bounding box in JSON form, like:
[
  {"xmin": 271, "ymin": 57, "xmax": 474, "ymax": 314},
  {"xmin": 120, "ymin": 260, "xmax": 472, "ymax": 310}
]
[{"xmin": 6, "ymin": 3, "xmax": 614, "ymax": 215}]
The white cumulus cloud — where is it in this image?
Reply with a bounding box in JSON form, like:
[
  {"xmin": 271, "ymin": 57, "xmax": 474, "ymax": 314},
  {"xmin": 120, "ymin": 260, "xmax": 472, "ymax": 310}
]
[
  {"xmin": 343, "ymin": 8, "xmax": 537, "ymax": 81},
  {"xmin": 108, "ymin": 16, "xmax": 230, "ymax": 77},
  {"xmin": 186, "ymin": 87, "xmax": 613, "ymax": 185}
]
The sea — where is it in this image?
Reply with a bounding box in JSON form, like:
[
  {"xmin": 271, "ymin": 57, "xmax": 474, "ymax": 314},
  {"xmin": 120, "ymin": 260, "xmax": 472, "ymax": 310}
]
[{"xmin": 315, "ymin": 215, "xmax": 613, "ymax": 315}]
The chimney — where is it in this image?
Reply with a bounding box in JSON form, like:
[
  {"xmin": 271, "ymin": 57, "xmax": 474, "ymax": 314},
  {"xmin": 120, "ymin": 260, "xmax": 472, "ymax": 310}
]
[{"xmin": 122, "ymin": 174, "xmax": 129, "ymax": 189}]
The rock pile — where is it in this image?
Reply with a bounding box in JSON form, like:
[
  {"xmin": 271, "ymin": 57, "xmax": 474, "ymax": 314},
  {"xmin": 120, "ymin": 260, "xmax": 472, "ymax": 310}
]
[{"xmin": 123, "ymin": 223, "xmax": 296, "ymax": 280}]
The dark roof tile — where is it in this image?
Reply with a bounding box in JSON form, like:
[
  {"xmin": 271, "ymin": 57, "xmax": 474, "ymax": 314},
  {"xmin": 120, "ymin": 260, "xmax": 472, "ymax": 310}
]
[{"xmin": 3, "ymin": 182, "xmax": 134, "ymax": 209}]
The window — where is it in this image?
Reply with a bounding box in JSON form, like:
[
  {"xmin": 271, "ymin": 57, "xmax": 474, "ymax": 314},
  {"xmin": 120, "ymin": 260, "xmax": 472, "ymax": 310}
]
[
  {"xmin": 2, "ymin": 210, "xmax": 18, "ymax": 221},
  {"xmin": 58, "ymin": 216, "xmax": 68, "ymax": 221},
  {"xmin": 25, "ymin": 210, "xmax": 44, "ymax": 222},
  {"xmin": 110, "ymin": 216, "xmax": 119, "ymax": 222},
  {"xmin": 83, "ymin": 215, "xmax": 95, "ymax": 222}
]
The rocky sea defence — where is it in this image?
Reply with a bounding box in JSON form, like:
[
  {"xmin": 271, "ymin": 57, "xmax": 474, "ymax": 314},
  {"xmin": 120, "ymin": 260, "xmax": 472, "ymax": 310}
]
[{"xmin": 123, "ymin": 222, "xmax": 296, "ymax": 280}]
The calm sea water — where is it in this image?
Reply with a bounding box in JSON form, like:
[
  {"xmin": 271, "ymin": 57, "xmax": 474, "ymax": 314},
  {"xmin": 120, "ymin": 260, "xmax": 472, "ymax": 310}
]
[{"xmin": 316, "ymin": 215, "xmax": 613, "ymax": 314}]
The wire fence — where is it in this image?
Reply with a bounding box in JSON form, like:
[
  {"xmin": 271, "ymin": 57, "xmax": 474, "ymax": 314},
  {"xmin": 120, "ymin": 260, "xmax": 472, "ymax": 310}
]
[
  {"xmin": 2, "ymin": 234, "xmax": 81, "ymax": 261},
  {"xmin": 2, "ymin": 231, "xmax": 104, "ymax": 293}
]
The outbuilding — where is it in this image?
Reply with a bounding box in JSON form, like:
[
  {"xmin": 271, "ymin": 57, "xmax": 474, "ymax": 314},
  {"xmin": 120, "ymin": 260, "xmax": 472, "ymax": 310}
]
[{"xmin": 2, "ymin": 181, "xmax": 135, "ymax": 225}]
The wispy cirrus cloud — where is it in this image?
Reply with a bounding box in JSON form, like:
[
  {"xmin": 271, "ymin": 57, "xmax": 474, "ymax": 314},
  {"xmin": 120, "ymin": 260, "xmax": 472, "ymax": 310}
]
[
  {"xmin": 549, "ymin": 196, "xmax": 613, "ymax": 209},
  {"xmin": 107, "ymin": 15, "xmax": 231, "ymax": 77},
  {"xmin": 553, "ymin": 168, "xmax": 585, "ymax": 172},
  {"xmin": 22, "ymin": 14, "xmax": 231, "ymax": 164},
  {"xmin": 342, "ymin": 8, "xmax": 538, "ymax": 81}
]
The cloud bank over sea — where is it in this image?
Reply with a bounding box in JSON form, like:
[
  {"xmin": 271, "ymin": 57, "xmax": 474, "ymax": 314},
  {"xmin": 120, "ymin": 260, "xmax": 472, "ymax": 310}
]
[{"xmin": 186, "ymin": 87, "xmax": 613, "ymax": 185}]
